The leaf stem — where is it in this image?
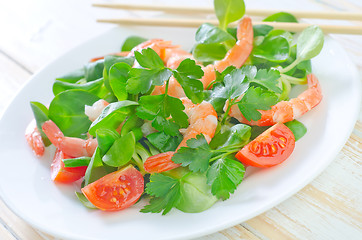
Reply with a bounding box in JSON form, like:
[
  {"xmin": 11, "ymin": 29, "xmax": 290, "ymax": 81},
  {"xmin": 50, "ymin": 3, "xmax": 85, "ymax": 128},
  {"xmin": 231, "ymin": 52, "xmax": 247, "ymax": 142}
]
[
  {"xmin": 281, "ymin": 74, "xmax": 307, "ymax": 85},
  {"xmin": 132, "ymin": 153, "xmax": 146, "ymax": 175},
  {"xmin": 220, "ymin": 99, "xmax": 234, "ymax": 125},
  {"xmin": 206, "ymin": 80, "xmax": 217, "ymax": 90},
  {"xmin": 280, "ymin": 58, "xmax": 301, "ymax": 74}
]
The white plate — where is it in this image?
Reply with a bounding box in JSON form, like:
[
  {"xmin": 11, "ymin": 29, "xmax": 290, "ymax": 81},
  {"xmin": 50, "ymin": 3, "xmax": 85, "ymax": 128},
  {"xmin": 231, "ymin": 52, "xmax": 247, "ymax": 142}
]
[{"xmin": 0, "ymin": 26, "xmax": 360, "ymax": 240}]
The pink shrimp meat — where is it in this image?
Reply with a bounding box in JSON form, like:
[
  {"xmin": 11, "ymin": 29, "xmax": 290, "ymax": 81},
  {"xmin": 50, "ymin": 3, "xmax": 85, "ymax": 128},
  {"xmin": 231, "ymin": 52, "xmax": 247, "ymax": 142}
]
[{"xmin": 227, "ymin": 74, "xmax": 323, "ymax": 126}]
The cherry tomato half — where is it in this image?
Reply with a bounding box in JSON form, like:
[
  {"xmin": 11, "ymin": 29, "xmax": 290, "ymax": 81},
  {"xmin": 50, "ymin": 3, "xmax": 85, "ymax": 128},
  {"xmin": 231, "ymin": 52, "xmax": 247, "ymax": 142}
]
[
  {"xmin": 81, "ymin": 165, "xmax": 144, "ymax": 211},
  {"xmin": 51, "ymin": 149, "xmax": 87, "ymax": 183},
  {"xmin": 235, "ymin": 123, "xmax": 295, "ymax": 168},
  {"xmin": 144, "ymin": 151, "xmax": 180, "ymax": 173}
]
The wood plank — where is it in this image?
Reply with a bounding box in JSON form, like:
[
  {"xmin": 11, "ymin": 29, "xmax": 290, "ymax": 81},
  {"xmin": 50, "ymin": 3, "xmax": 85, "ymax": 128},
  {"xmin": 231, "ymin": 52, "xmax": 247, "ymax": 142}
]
[
  {"xmin": 0, "ymin": 51, "xmax": 49, "ymax": 240},
  {"xmin": 0, "ymin": 223, "xmax": 16, "ymax": 240},
  {"xmin": 243, "ymin": 126, "xmax": 362, "ymax": 239},
  {"xmin": 0, "ymin": 52, "xmax": 31, "ymax": 114},
  {"xmin": 0, "ymin": 199, "xmax": 48, "ymax": 240}
]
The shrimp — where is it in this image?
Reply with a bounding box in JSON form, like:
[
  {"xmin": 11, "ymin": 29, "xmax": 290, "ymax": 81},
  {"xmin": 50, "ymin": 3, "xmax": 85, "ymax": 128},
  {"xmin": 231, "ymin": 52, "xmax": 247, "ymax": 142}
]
[
  {"xmin": 227, "ymin": 74, "xmax": 322, "ymax": 126},
  {"xmin": 151, "ymin": 16, "xmax": 253, "ymax": 98},
  {"xmin": 85, "ymin": 99, "xmax": 109, "ymax": 122},
  {"xmin": 151, "ymin": 49, "xmax": 193, "ymax": 97},
  {"xmin": 144, "ymin": 98, "xmax": 218, "ymax": 173},
  {"xmin": 25, "ymin": 119, "xmax": 45, "ymax": 157},
  {"xmin": 42, "ymin": 120, "xmax": 98, "ymax": 158},
  {"xmin": 128, "ymin": 39, "xmax": 179, "ymax": 61}
]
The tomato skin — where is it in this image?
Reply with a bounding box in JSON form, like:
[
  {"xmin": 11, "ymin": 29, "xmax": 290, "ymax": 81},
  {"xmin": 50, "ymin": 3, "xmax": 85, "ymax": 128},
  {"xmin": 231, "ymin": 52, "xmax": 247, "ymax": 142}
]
[
  {"xmin": 81, "ymin": 165, "xmax": 144, "ymax": 211},
  {"xmin": 144, "ymin": 151, "xmax": 180, "ymax": 173},
  {"xmin": 235, "ymin": 123, "xmax": 295, "ymax": 168},
  {"xmin": 51, "ymin": 149, "xmax": 87, "ymax": 183}
]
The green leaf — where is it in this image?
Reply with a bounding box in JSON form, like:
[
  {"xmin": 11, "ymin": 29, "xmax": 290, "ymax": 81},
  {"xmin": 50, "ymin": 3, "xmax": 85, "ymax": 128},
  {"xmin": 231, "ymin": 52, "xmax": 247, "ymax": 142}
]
[
  {"xmin": 102, "ymin": 132, "xmax": 135, "ymax": 167},
  {"xmin": 134, "ymin": 48, "xmax": 165, "ymax": 69},
  {"xmin": 173, "ymin": 59, "xmax": 204, "ymax": 104},
  {"xmin": 30, "ymin": 102, "xmax": 51, "ymax": 146},
  {"xmin": 206, "ymin": 157, "xmax": 245, "ymax": 200},
  {"xmin": 84, "ymin": 148, "xmax": 108, "ymax": 186},
  {"xmin": 104, "ymin": 55, "xmax": 134, "ymax": 72},
  {"xmin": 210, "ymin": 124, "xmax": 251, "ymax": 150},
  {"xmin": 63, "ymin": 157, "xmax": 91, "ymax": 167},
  {"xmin": 223, "ymin": 68, "xmax": 249, "ymax": 99},
  {"xmin": 297, "ymin": 25, "xmax": 324, "ymax": 61},
  {"xmin": 56, "ymin": 68, "xmax": 85, "ymax": 83},
  {"xmin": 126, "ymin": 48, "xmax": 173, "ymax": 94},
  {"xmin": 121, "ymin": 36, "xmax": 147, "ymax": 51},
  {"xmin": 84, "ymin": 59, "xmax": 104, "ymax": 82},
  {"xmin": 103, "ymin": 55, "xmax": 134, "ymax": 92},
  {"xmin": 147, "ymin": 131, "xmax": 183, "ymax": 152},
  {"xmin": 192, "ymin": 43, "xmax": 228, "ymax": 61},
  {"xmin": 89, "ymin": 100, "xmax": 138, "ymax": 136},
  {"xmin": 141, "ymin": 173, "xmax": 181, "ymax": 215},
  {"xmin": 206, "ymin": 67, "xmax": 251, "ymax": 113},
  {"xmin": 96, "ymin": 128, "xmax": 120, "ymax": 155},
  {"xmin": 263, "ymin": 12, "xmax": 298, "ymax": 23},
  {"xmin": 176, "ymin": 172, "xmax": 217, "ymax": 213},
  {"xmin": 253, "ymin": 24, "xmax": 274, "ymax": 37},
  {"xmin": 48, "ymin": 90, "xmax": 100, "ymax": 138},
  {"xmin": 237, "ymin": 87, "xmax": 279, "ymax": 121},
  {"xmin": 195, "ymin": 23, "xmax": 236, "ymax": 44},
  {"xmin": 253, "ymin": 32, "xmax": 290, "ymax": 62},
  {"xmin": 75, "ymin": 192, "xmax": 97, "ymax": 209},
  {"xmin": 172, "ymin": 134, "xmax": 213, "ymax": 173},
  {"xmin": 52, "ymin": 78, "xmax": 104, "ymax": 96},
  {"xmin": 250, "ymin": 125, "xmax": 270, "ymax": 140},
  {"xmin": 127, "ymin": 68, "xmax": 172, "ymax": 94},
  {"xmin": 214, "ymin": 0, "xmax": 246, "ymax": 30},
  {"xmin": 109, "ymin": 62, "xmax": 130, "ymax": 101},
  {"xmin": 120, "ymin": 114, "xmax": 144, "ymax": 137},
  {"xmin": 145, "ymin": 174, "xmax": 179, "ymax": 197},
  {"xmin": 152, "ymin": 115, "xmax": 180, "ymax": 137},
  {"xmin": 285, "ymin": 120, "xmax": 307, "ymax": 141},
  {"xmin": 252, "ymin": 69, "xmax": 282, "ymax": 93},
  {"xmin": 136, "ymin": 94, "xmax": 188, "ymax": 136}
]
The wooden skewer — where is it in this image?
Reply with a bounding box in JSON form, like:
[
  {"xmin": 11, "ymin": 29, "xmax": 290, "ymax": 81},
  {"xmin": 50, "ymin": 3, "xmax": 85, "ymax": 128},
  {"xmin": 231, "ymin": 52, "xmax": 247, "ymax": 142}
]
[
  {"xmin": 97, "ymin": 18, "xmax": 362, "ymax": 35},
  {"xmin": 93, "ymin": 3, "xmax": 362, "ymax": 21}
]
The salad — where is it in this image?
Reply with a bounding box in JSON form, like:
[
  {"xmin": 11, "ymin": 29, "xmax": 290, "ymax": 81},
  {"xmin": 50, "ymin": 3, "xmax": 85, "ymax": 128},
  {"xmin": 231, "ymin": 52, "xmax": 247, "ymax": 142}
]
[{"xmin": 25, "ymin": 0, "xmax": 324, "ymax": 214}]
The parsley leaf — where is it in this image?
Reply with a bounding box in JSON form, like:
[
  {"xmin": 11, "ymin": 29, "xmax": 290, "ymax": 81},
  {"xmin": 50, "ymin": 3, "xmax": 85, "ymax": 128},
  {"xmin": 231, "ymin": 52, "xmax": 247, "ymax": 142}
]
[
  {"xmin": 172, "ymin": 134, "xmax": 213, "ymax": 173},
  {"xmin": 252, "ymin": 69, "xmax": 282, "ymax": 93},
  {"xmin": 126, "ymin": 48, "xmax": 172, "ymax": 94},
  {"xmin": 147, "ymin": 131, "xmax": 183, "ymax": 152},
  {"xmin": 173, "ymin": 59, "xmax": 204, "ymax": 104},
  {"xmin": 134, "ymin": 48, "xmax": 164, "ymax": 69},
  {"xmin": 136, "ymin": 94, "xmax": 188, "ymax": 136},
  {"xmin": 223, "ymin": 68, "xmax": 249, "ymax": 99},
  {"xmin": 237, "ymin": 87, "xmax": 279, "ymax": 121},
  {"xmin": 206, "ymin": 157, "xmax": 245, "ymax": 200},
  {"xmin": 207, "ymin": 67, "xmax": 249, "ymax": 112},
  {"xmin": 141, "ymin": 174, "xmax": 181, "ymax": 215}
]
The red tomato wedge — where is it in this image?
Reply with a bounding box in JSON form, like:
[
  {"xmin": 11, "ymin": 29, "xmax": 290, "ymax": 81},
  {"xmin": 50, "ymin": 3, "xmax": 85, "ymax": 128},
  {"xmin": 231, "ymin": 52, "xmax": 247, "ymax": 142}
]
[
  {"xmin": 51, "ymin": 149, "xmax": 87, "ymax": 183},
  {"xmin": 235, "ymin": 123, "xmax": 295, "ymax": 168},
  {"xmin": 144, "ymin": 151, "xmax": 180, "ymax": 173},
  {"xmin": 81, "ymin": 165, "xmax": 144, "ymax": 211}
]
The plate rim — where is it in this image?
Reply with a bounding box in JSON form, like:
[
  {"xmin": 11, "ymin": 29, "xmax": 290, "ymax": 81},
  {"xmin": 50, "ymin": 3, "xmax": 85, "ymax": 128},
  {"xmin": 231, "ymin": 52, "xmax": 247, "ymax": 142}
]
[{"xmin": 0, "ymin": 25, "xmax": 360, "ymax": 240}]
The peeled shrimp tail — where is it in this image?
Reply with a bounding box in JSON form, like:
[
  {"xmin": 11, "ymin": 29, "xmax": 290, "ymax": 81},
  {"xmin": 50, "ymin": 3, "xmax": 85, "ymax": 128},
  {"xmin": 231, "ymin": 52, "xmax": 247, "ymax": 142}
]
[
  {"xmin": 42, "ymin": 120, "xmax": 97, "ymax": 158},
  {"xmin": 201, "ymin": 16, "xmax": 254, "ymax": 89},
  {"xmin": 25, "ymin": 120, "xmax": 45, "ymax": 157},
  {"xmin": 151, "ymin": 16, "xmax": 254, "ymax": 97},
  {"xmin": 214, "ymin": 16, "xmax": 253, "ymax": 73},
  {"xmin": 228, "ymin": 74, "xmax": 323, "ymax": 126}
]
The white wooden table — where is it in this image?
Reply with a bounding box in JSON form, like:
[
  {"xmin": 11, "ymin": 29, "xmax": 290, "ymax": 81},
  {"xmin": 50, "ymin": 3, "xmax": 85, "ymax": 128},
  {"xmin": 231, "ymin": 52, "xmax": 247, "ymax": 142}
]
[{"xmin": 0, "ymin": 0, "xmax": 361, "ymax": 239}]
